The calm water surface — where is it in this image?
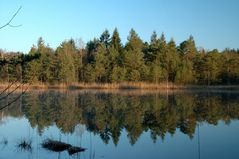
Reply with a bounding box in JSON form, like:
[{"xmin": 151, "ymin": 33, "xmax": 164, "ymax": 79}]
[{"xmin": 0, "ymin": 90, "xmax": 239, "ymax": 159}]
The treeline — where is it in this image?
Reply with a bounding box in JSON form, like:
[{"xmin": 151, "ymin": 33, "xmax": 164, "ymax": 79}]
[{"xmin": 1, "ymin": 28, "xmax": 239, "ymax": 85}]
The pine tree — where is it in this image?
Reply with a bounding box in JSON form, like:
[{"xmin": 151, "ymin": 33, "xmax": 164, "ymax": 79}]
[
  {"xmin": 157, "ymin": 33, "xmax": 168, "ymax": 84},
  {"xmin": 111, "ymin": 28, "xmax": 123, "ymax": 54},
  {"xmin": 100, "ymin": 29, "xmax": 110, "ymax": 49},
  {"xmin": 95, "ymin": 43, "xmax": 109, "ymax": 82},
  {"xmin": 24, "ymin": 46, "xmax": 40, "ymax": 83},
  {"xmin": 124, "ymin": 29, "xmax": 145, "ymax": 81},
  {"xmin": 176, "ymin": 36, "xmax": 198, "ymax": 84},
  {"xmin": 202, "ymin": 49, "xmax": 221, "ymax": 85},
  {"xmin": 82, "ymin": 64, "xmax": 95, "ymax": 82},
  {"xmin": 144, "ymin": 31, "xmax": 159, "ymax": 63},
  {"xmin": 108, "ymin": 28, "xmax": 125, "ymax": 82},
  {"xmin": 55, "ymin": 40, "xmax": 77, "ymax": 84},
  {"xmin": 221, "ymin": 49, "xmax": 239, "ymax": 84},
  {"xmin": 86, "ymin": 38, "xmax": 100, "ymax": 63},
  {"xmin": 110, "ymin": 66, "xmax": 126, "ymax": 82},
  {"xmin": 166, "ymin": 39, "xmax": 180, "ymax": 82}
]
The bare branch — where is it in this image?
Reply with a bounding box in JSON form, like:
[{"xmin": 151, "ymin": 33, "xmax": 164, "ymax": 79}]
[
  {"xmin": 0, "ymin": 82, "xmax": 25, "ymax": 101},
  {"xmin": 8, "ymin": 24, "xmax": 22, "ymax": 28},
  {"xmin": 0, "ymin": 6, "xmax": 22, "ymax": 30},
  {"xmin": 0, "ymin": 84, "xmax": 30, "ymax": 111},
  {"xmin": 0, "ymin": 77, "xmax": 20, "ymax": 96}
]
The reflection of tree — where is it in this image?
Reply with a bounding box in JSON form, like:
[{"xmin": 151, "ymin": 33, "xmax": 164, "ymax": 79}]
[
  {"xmin": 2, "ymin": 91, "xmax": 239, "ymax": 145},
  {"xmin": 22, "ymin": 91, "xmax": 83, "ymax": 134}
]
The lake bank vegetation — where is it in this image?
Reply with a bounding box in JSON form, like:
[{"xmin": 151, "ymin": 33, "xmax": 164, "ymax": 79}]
[
  {"xmin": 1, "ymin": 29, "xmax": 239, "ymax": 88},
  {"xmin": 1, "ymin": 82, "xmax": 239, "ymax": 90}
]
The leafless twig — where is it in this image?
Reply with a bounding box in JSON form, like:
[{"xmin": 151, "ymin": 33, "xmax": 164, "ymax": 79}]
[
  {"xmin": 0, "ymin": 82, "xmax": 30, "ymax": 111},
  {"xmin": 0, "ymin": 6, "xmax": 22, "ymax": 30}
]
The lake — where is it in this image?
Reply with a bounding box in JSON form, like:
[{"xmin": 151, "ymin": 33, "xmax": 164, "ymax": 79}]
[{"xmin": 0, "ymin": 90, "xmax": 239, "ymax": 159}]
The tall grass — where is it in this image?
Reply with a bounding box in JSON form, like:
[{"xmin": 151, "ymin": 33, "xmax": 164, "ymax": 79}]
[
  {"xmin": 16, "ymin": 138, "xmax": 32, "ymax": 152},
  {"xmin": 1, "ymin": 82, "xmax": 239, "ymax": 90}
]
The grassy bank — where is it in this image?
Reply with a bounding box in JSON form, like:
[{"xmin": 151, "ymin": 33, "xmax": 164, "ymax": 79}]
[{"xmin": 1, "ymin": 82, "xmax": 239, "ymax": 90}]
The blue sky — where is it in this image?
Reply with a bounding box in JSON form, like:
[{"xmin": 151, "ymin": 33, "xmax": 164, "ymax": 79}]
[{"xmin": 0, "ymin": 0, "xmax": 238, "ymax": 53}]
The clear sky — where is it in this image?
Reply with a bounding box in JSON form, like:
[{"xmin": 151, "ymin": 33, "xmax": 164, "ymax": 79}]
[{"xmin": 0, "ymin": 0, "xmax": 239, "ymax": 53}]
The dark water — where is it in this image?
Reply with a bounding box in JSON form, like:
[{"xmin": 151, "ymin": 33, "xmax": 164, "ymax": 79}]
[{"xmin": 0, "ymin": 90, "xmax": 239, "ymax": 159}]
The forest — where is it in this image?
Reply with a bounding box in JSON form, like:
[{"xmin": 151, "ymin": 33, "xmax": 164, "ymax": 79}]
[{"xmin": 1, "ymin": 28, "xmax": 239, "ymax": 86}]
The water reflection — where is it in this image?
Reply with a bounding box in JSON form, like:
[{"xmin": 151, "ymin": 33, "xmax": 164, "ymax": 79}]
[
  {"xmin": 21, "ymin": 91, "xmax": 239, "ymax": 144},
  {"xmin": 0, "ymin": 90, "xmax": 239, "ymax": 159}
]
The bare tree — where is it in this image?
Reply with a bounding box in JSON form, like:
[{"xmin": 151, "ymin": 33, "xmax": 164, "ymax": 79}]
[
  {"xmin": 0, "ymin": 6, "xmax": 36, "ymax": 111},
  {"xmin": 0, "ymin": 6, "xmax": 22, "ymax": 101}
]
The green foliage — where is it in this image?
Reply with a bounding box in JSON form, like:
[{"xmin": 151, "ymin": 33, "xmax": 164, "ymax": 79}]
[
  {"xmin": 220, "ymin": 50, "xmax": 239, "ymax": 84},
  {"xmin": 166, "ymin": 39, "xmax": 180, "ymax": 82},
  {"xmin": 110, "ymin": 66, "xmax": 126, "ymax": 82},
  {"xmin": 149, "ymin": 62, "xmax": 163, "ymax": 83},
  {"xmin": 175, "ymin": 59, "xmax": 195, "ymax": 84},
  {"xmin": 82, "ymin": 64, "xmax": 95, "ymax": 82},
  {"xmin": 202, "ymin": 50, "xmax": 221, "ymax": 84}
]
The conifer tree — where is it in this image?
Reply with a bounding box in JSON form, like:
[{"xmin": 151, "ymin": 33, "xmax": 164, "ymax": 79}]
[
  {"xmin": 124, "ymin": 29, "xmax": 145, "ymax": 81},
  {"xmin": 95, "ymin": 43, "xmax": 108, "ymax": 82}
]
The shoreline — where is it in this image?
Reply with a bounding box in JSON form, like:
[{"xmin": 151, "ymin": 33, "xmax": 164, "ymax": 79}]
[{"xmin": 1, "ymin": 82, "xmax": 239, "ymax": 91}]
